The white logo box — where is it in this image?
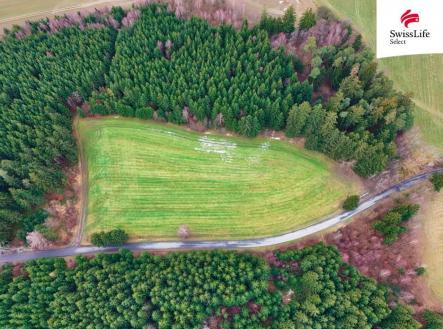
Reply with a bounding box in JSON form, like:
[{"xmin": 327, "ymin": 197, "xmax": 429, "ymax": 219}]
[{"xmin": 376, "ymin": 0, "xmax": 443, "ymax": 58}]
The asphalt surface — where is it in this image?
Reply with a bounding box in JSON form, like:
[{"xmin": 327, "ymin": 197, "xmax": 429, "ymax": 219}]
[{"xmin": 1, "ymin": 169, "xmax": 441, "ymax": 263}]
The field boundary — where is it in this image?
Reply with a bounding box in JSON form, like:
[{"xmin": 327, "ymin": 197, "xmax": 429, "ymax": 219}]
[
  {"xmin": 0, "ymin": 0, "xmax": 138, "ymax": 34},
  {"xmin": 71, "ymin": 117, "xmax": 89, "ymax": 247}
]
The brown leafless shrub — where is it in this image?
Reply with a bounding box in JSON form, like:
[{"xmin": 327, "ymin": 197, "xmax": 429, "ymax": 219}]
[
  {"xmin": 67, "ymin": 92, "xmax": 84, "ymax": 111},
  {"xmin": 182, "ymin": 106, "xmax": 190, "ymax": 122},
  {"xmin": 45, "ymin": 217, "xmax": 61, "ymax": 230},
  {"xmin": 215, "ymin": 112, "xmax": 224, "ymax": 127},
  {"xmin": 26, "ymin": 231, "xmax": 49, "ymax": 250},
  {"xmin": 177, "ymin": 225, "xmax": 190, "ymax": 239},
  {"xmin": 122, "ymin": 9, "xmax": 141, "ymax": 27}
]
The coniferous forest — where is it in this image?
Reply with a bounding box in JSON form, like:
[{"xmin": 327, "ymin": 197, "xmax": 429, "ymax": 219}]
[
  {"xmin": 0, "ymin": 25, "xmax": 114, "ymax": 243},
  {"xmin": 0, "ymin": 244, "xmax": 421, "ymax": 329},
  {"xmin": 0, "ymin": 3, "xmax": 413, "ymax": 244}
]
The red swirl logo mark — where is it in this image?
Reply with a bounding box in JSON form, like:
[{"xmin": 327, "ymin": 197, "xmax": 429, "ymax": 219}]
[{"xmin": 401, "ymin": 9, "xmax": 419, "ymax": 28}]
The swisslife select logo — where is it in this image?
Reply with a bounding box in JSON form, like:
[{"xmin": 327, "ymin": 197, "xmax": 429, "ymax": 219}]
[
  {"xmin": 389, "ymin": 9, "xmax": 430, "ymax": 45},
  {"xmin": 400, "ymin": 10, "xmax": 419, "ymax": 28},
  {"xmin": 377, "ymin": 0, "xmax": 443, "ymax": 58}
]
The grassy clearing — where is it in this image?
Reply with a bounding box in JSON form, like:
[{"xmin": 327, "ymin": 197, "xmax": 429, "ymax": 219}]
[
  {"xmin": 79, "ymin": 118, "xmax": 358, "ymax": 241},
  {"xmin": 0, "ymin": 0, "xmax": 90, "ymax": 20},
  {"xmin": 314, "ymin": 0, "xmax": 443, "ymax": 153},
  {"xmin": 236, "ymin": 0, "xmax": 315, "ymax": 20},
  {"xmin": 0, "ymin": 0, "xmax": 311, "ymax": 32},
  {"xmin": 0, "ymin": 0, "xmax": 137, "ymax": 33},
  {"xmin": 422, "ymin": 192, "xmax": 443, "ymax": 301}
]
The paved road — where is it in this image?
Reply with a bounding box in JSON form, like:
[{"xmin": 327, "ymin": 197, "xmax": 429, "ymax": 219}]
[{"xmin": 1, "ymin": 169, "xmax": 441, "ymax": 263}]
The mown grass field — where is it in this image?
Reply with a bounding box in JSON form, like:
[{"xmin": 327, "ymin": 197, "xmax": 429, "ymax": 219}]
[
  {"xmin": 0, "ymin": 0, "xmax": 137, "ymax": 34},
  {"xmin": 314, "ymin": 0, "xmax": 443, "ymax": 153},
  {"xmin": 79, "ymin": 118, "xmax": 358, "ymax": 241},
  {"xmin": 0, "ymin": 0, "xmax": 306, "ymax": 31},
  {"xmin": 422, "ymin": 192, "xmax": 443, "ymax": 301}
]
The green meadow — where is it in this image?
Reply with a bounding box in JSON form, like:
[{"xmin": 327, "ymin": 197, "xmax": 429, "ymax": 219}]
[{"xmin": 79, "ymin": 118, "xmax": 358, "ymax": 241}]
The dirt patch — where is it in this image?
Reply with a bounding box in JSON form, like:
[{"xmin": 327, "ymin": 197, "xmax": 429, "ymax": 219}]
[
  {"xmin": 364, "ymin": 128, "xmax": 442, "ymax": 194},
  {"xmin": 43, "ymin": 165, "xmax": 81, "ymax": 247},
  {"xmin": 0, "ymin": 0, "xmax": 139, "ymax": 35},
  {"xmin": 231, "ymin": 0, "xmax": 316, "ymax": 23},
  {"xmin": 323, "ymin": 185, "xmax": 442, "ymax": 312}
]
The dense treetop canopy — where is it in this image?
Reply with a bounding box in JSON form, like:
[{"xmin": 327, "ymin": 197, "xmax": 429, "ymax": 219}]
[
  {"xmin": 0, "ymin": 25, "xmax": 114, "ymax": 243},
  {"xmin": 0, "ymin": 244, "xmax": 419, "ymax": 329}
]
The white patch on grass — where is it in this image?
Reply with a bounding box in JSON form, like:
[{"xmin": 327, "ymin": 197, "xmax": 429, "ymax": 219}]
[
  {"xmin": 246, "ymin": 142, "xmax": 270, "ymax": 164},
  {"xmin": 247, "ymin": 156, "xmax": 261, "ymax": 165},
  {"xmin": 165, "ymin": 131, "xmax": 177, "ymax": 136},
  {"xmin": 260, "ymin": 142, "xmax": 270, "ymax": 150},
  {"xmin": 195, "ymin": 136, "xmax": 237, "ymax": 162},
  {"xmin": 151, "ymin": 129, "xmax": 180, "ymax": 140}
]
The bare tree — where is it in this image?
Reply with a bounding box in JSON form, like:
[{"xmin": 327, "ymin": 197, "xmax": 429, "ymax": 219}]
[
  {"xmin": 164, "ymin": 39, "xmax": 173, "ymax": 59},
  {"xmin": 194, "ymin": 0, "xmax": 204, "ymax": 12},
  {"xmin": 174, "ymin": 0, "xmax": 186, "ymax": 18},
  {"xmin": 215, "ymin": 112, "xmax": 224, "ymax": 127},
  {"xmin": 15, "ymin": 22, "xmax": 32, "ymax": 39},
  {"xmin": 67, "ymin": 91, "xmax": 84, "ymax": 111},
  {"xmin": 122, "ymin": 9, "xmax": 141, "ymax": 27},
  {"xmin": 108, "ymin": 16, "xmax": 120, "ymax": 29},
  {"xmin": 165, "ymin": 39, "xmax": 173, "ymax": 49},
  {"xmin": 177, "ymin": 225, "xmax": 190, "ymax": 239},
  {"xmin": 156, "ymin": 40, "xmax": 164, "ymax": 51},
  {"xmin": 45, "ymin": 216, "xmax": 61, "ymax": 230},
  {"xmin": 26, "ymin": 231, "xmax": 49, "ymax": 250},
  {"xmin": 182, "ymin": 106, "xmax": 190, "ymax": 122}
]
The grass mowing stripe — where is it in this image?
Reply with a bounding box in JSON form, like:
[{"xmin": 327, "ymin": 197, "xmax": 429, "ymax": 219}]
[{"xmin": 80, "ymin": 117, "xmax": 360, "ymax": 241}]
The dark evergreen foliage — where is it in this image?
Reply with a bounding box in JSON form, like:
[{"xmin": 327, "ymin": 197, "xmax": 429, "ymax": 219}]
[
  {"xmin": 352, "ymin": 34, "xmax": 362, "ymax": 51},
  {"xmin": 423, "ymin": 310, "xmax": 443, "ymax": 329},
  {"xmin": 106, "ymin": 5, "xmax": 309, "ymax": 136},
  {"xmin": 430, "ymin": 172, "xmax": 443, "ymax": 192},
  {"xmin": 415, "ymin": 267, "xmax": 426, "ymax": 276},
  {"xmin": 373, "ymin": 203, "xmax": 420, "ymax": 244},
  {"xmin": 343, "ymin": 195, "xmax": 360, "ymax": 210},
  {"xmin": 91, "ymin": 228, "xmax": 129, "ymax": 246},
  {"xmin": 299, "ymin": 9, "xmax": 316, "ymax": 30},
  {"xmin": 311, "ymin": 45, "xmax": 414, "ymax": 176},
  {"xmin": 0, "ymin": 26, "xmax": 114, "ymax": 243},
  {"xmin": 379, "ymin": 305, "xmax": 420, "ymax": 329},
  {"xmin": 0, "ymin": 244, "xmax": 412, "ymax": 329},
  {"xmin": 259, "ymin": 6, "xmax": 296, "ymax": 34}
]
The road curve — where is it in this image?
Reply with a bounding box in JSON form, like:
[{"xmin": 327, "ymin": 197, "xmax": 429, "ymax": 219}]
[{"xmin": 1, "ymin": 169, "xmax": 441, "ymax": 263}]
